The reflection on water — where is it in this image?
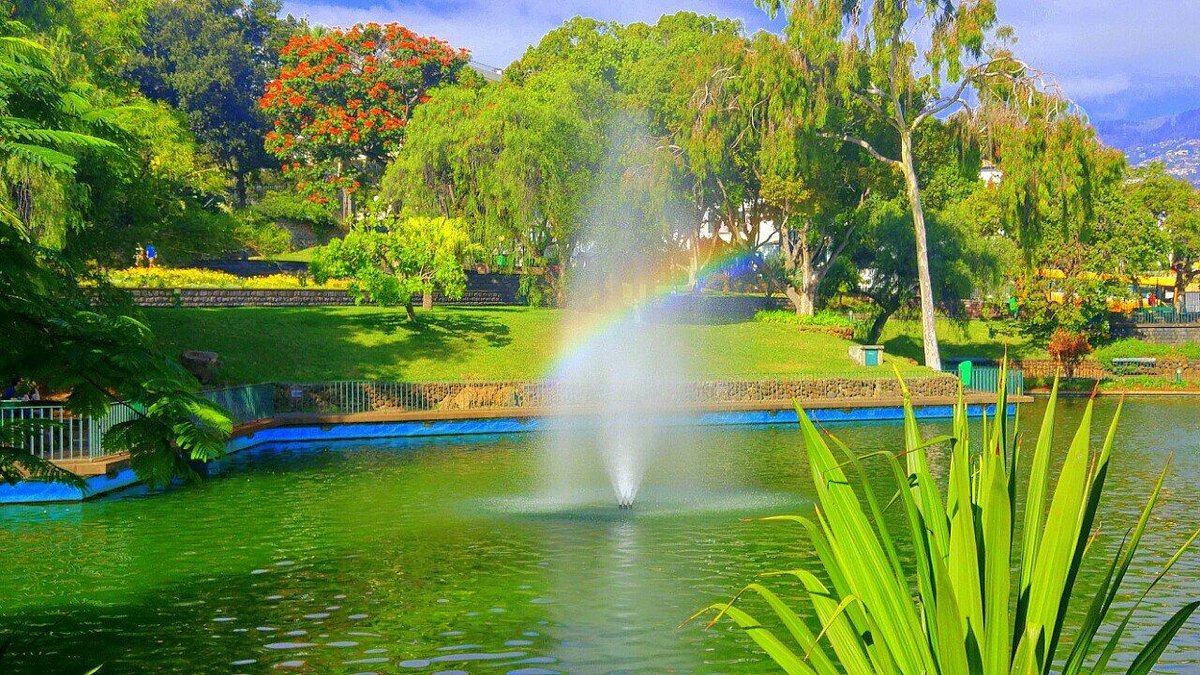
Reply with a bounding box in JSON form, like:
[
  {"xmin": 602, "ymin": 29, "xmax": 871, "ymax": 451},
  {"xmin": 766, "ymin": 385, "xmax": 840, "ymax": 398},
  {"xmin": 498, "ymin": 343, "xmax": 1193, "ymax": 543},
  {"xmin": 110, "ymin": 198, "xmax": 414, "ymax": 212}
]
[{"xmin": 0, "ymin": 399, "xmax": 1198, "ymax": 672}]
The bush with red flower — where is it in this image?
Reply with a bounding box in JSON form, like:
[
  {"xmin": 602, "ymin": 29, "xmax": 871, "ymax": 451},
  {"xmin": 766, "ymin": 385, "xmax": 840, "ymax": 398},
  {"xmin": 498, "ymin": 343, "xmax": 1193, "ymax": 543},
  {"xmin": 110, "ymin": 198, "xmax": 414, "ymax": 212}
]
[
  {"xmin": 1047, "ymin": 328, "xmax": 1093, "ymax": 378},
  {"xmin": 260, "ymin": 22, "xmax": 468, "ymax": 217}
]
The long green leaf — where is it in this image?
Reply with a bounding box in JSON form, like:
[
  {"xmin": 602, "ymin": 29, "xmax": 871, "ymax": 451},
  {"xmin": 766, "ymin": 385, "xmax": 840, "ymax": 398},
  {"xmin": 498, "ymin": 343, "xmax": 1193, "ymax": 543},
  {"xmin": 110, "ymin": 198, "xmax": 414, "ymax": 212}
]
[
  {"xmin": 1063, "ymin": 449, "xmax": 1165, "ymax": 674},
  {"xmin": 1016, "ymin": 378, "xmax": 1060, "ymax": 644},
  {"xmin": 691, "ymin": 603, "xmax": 816, "ymax": 675},
  {"xmin": 763, "ymin": 570, "xmax": 876, "ymax": 675},
  {"xmin": 741, "ymin": 582, "xmax": 840, "ymax": 675},
  {"xmin": 947, "ymin": 382, "xmax": 985, "ymax": 655},
  {"xmin": 1091, "ymin": 524, "xmax": 1200, "ymax": 673},
  {"xmin": 797, "ymin": 406, "xmax": 934, "ymax": 673},
  {"xmin": 1125, "ymin": 601, "xmax": 1200, "ymax": 675},
  {"xmin": 1015, "ymin": 398, "xmax": 1094, "ymax": 673},
  {"xmin": 981, "ymin": 432, "xmax": 1012, "ymax": 675}
]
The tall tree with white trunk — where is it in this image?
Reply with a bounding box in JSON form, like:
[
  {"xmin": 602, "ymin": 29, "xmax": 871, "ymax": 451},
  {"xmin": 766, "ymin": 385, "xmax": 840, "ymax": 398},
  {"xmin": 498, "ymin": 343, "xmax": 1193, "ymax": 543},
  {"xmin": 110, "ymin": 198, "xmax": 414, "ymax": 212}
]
[{"xmin": 756, "ymin": 0, "xmax": 1035, "ymax": 369}]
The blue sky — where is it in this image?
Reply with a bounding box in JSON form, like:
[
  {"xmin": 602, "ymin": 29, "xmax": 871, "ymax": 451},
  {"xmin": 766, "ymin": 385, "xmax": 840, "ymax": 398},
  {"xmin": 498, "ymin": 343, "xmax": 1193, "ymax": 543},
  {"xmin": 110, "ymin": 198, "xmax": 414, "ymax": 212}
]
[{"xmin": 280, "ymin": 0, "xmax": 1200, "ymax": 122}]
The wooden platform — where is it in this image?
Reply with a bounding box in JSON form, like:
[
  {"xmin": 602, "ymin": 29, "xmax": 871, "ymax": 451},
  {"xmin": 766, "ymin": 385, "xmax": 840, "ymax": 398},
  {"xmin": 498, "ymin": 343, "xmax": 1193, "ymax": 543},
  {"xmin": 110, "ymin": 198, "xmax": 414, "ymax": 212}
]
[{"xmin": 51, "ymin": 453, "xmax": 130, "ymax": 478}]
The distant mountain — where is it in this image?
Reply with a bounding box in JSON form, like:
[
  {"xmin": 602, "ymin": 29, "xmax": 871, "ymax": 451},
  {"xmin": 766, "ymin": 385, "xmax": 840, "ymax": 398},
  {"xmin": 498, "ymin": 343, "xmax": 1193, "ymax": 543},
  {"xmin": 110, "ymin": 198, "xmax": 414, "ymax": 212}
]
[{"xmin": 1096, "ymin": 108, "xmax": 1200, "ymax": 186}]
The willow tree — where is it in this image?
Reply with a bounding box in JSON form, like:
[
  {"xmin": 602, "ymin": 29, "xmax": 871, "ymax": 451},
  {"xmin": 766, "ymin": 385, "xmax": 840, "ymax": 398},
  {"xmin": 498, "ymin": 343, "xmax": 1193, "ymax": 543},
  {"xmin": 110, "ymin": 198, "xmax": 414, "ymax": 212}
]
[{"xmin": 757, "ymin": 0, "xmax": 1027, "ymax": 369}]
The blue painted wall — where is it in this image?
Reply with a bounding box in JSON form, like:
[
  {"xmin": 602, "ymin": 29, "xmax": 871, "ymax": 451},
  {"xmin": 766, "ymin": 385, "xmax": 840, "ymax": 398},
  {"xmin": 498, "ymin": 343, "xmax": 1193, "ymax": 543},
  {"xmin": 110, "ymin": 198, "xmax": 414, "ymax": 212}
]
[{"xmin": 4, "ymin": 403, "xmax": 1013, "ymax": 504}]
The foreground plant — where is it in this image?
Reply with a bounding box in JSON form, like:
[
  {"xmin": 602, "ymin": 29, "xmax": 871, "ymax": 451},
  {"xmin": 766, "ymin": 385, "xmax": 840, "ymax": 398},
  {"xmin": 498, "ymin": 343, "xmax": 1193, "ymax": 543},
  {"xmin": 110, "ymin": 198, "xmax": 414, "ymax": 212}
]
[{"xmin": 692, "ymin": 369, "xmax": 1199, "ymax": 674}]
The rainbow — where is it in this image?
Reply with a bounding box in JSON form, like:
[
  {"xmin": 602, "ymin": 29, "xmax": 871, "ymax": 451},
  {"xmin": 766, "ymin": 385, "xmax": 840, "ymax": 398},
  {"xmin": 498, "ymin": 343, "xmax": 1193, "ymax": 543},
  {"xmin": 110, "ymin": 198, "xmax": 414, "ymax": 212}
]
[{"xmin": 548, "ymin": 246, "xmax": 767, "ymax": 377}]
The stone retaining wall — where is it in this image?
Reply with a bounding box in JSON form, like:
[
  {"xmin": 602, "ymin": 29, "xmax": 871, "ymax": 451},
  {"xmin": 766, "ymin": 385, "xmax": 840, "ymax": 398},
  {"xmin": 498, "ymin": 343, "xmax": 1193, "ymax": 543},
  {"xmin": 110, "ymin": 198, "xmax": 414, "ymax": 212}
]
[
  {"xmin": 268, "ymin": 376, "xmax": 959, "ymax": 416},
  {"xmin": 1131, "ymin": 323, "xmax": 1200, "ymax": 346},
  {"xmin": 1018, "ymin": 357, "xmax": 1200, "ymax": 380},
  {"xmin": 126, "ymin": 288, "xmax": 513, "ymax": 308}
]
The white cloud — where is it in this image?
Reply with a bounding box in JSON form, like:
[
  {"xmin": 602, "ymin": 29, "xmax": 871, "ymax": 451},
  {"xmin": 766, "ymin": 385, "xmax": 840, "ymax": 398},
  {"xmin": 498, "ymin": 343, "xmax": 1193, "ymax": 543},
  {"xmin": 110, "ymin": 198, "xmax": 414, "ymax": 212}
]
[
  {"xmin": 998, "ymin": 0, "xmax": 1200, "ymax": 118},
  {"xmin": 1060, "ymin": 74, "xmax": 1132, "ymax": 100}
]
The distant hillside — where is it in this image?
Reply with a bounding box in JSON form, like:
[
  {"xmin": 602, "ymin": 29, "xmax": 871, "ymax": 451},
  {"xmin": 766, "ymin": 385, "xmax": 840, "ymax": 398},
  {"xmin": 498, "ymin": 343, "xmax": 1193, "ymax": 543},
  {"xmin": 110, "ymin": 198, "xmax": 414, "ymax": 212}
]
[{"xmin": 1096, "ymin": 108, "xmax": 1200, "ymax": 186}]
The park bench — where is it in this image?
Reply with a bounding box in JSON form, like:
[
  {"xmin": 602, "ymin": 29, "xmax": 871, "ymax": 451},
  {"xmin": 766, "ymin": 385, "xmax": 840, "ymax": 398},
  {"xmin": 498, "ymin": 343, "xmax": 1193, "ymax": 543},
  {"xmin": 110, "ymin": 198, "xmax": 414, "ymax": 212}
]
[{"xmin": 1111, "ymin": 357, "xmax": 1157, "ymax": 375}]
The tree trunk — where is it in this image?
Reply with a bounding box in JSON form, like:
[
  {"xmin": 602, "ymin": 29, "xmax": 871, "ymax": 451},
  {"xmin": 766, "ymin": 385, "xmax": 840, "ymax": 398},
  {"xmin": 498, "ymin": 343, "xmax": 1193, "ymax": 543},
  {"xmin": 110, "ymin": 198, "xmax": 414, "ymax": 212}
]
[
  {"xmin": 234, "ymin": 170, "xmax": 248, "ymax": 209},
  {"xmin": 866, "ymin": 305, "xmax": 897, "ymax": 345},
  {"xmin": 785, "ymin": 285, "xmax": 817, "ymax": 316},
  {"xmin": 1174, "ymin": 264, "xmax": 1191, "ymax": 310},
  {"xmin": 405, "ymin": 301, "xmax": 417, "ymax": 322},
  {"xmin": 421, "ymin": 287, "xmax": 434, "ymax": 311},
  {"xmin": 780, "ymin": 220, "xmax": 818, "ymax": 316},
  {"xmin": 796, "ymin": 234, "xmax": 816, "ymax": 316},
  {"xmin": 900, "ymin": 135, "xmax": 942, "ymax": 370}
]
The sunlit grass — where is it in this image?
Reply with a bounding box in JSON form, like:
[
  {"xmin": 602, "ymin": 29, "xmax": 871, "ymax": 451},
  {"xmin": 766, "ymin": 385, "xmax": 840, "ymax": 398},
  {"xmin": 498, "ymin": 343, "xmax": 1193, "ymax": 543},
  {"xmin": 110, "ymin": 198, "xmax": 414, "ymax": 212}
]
[{"xmin": 142, "ymin": 306, "xmax": 931, "ymax": 384}]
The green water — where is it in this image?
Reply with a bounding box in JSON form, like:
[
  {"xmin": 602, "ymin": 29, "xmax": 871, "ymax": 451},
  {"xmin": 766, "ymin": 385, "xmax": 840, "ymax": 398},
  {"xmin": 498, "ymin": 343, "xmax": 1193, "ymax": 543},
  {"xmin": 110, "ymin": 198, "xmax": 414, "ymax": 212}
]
[{"xmin": 1, "ymin": 399, "xmax": 1199, "ymax": 673}]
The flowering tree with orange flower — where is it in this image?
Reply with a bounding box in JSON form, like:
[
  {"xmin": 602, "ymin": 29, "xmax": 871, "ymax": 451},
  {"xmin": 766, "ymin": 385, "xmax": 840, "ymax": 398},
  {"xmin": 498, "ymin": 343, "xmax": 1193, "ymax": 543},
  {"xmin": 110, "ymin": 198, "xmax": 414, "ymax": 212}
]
[{"xmin": 260, "ymin": 22, "xmax": 468, "ymax": 220}]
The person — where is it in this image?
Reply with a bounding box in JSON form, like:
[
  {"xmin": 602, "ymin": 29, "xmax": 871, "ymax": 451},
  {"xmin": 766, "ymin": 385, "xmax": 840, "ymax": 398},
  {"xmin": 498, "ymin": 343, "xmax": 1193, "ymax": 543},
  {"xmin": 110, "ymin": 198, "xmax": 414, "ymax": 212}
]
[
  {"xmin": 135, "ymin": 244, "xmax": 146, "ymax": 267},
  {"xmin": 1149, "ymin": 292, "xmax": 1158, "ymax": 308},
  {"xmin": 1008, "ymin": 295, "xmax": 1019, "ymax": 319},
  {"xmin": 146, "ymin": 244, "xmax": 157, "ymax": 268},
  {"xmin": 17, "ymin": 380, "xmax": 39, "ymax": 402},
  {"xmin": 2, "ymin": 379, "xmax": 17, "ymax": 399}
]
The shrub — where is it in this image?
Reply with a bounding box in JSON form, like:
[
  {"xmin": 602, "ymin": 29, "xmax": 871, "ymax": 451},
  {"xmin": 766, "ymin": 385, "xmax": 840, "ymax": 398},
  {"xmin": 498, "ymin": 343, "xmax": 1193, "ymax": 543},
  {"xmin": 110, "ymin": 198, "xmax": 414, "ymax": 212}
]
[
  {"xmin": 755, "ymin": 309, "xmax": 854, "ymax": 328},
  {"xmin": 756, "ymin": 310, "xmax": 856, "ymax": 339},
  {"xmin": 233, "ymin": 214, "xmax": 293, "ymax": 258},
  {"xmin": 250, "ymin": 191, "xmax": 338, "ymax": 230},
  {"xmin": 694, "ymin": 373, "xmax": 1199, "ymax": 674},
  {"xmin": 105, "ymin": 267, "xmax": 348, "ymax": 290},
  {"xmin": 1048, "ymin": 329, "xmax": 1093, "ymax": 378}
]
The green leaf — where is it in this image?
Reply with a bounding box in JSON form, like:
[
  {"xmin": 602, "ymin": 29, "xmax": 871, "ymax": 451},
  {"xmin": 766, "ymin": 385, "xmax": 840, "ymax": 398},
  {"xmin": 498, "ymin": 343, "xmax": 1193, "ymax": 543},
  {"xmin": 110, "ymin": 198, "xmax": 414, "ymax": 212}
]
[
  {"xmin": 1124, "ymin": 601, "xmax": 1200, "ymax": 675},
  {"xmin": 690, "ymin": 603, "xmax": 817, "ymax": 675}
]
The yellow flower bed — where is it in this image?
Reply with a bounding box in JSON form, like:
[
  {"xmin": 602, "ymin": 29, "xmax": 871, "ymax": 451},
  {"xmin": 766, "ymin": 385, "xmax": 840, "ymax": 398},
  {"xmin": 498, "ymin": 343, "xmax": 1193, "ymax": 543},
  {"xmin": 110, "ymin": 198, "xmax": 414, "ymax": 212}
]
[{"xmin": 106, "ymin": 267, "xmax": 350, "ymax": 290}]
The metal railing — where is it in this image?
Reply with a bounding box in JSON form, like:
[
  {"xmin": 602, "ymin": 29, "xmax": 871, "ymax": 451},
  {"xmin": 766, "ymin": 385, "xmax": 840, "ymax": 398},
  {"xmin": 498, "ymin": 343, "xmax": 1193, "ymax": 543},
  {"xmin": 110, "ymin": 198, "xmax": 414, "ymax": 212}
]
[
  {"xmin": 201, "ymin": 384, "xmax": 275, "ymax": 424},
  {"xmin": 273, "ymin": 375, "xmax": 962, "ymax": 416},
  {"xmin": 961, "ymin": 367, "xmax": 1024, "ymax": 396},
  {"xmin": 3, "ymin": 374, "xmax": 964, "ymax": 462},
  {"xmin": 0, "ymin": 401, "xmax": 139, "ymax": 461},
  {"xmin": 1130, "ymin": 308, "xmax": 1200, "ymax": 325}
]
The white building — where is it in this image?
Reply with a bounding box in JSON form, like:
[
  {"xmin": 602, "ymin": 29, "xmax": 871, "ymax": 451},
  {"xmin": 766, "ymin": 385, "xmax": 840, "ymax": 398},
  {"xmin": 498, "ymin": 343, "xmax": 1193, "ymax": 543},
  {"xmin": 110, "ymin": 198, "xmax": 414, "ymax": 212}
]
[{"xmin": 980, "ymin": 162, "xmax": 1003, "ymax": 186}]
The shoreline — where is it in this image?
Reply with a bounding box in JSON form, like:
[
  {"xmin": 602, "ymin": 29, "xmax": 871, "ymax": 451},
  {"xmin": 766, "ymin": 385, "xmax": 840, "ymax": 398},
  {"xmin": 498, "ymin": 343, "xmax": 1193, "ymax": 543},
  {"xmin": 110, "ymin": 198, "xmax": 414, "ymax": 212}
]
[{"xmin": 2, "ymin": 393, "xmax": 1022, "ymax": 505}]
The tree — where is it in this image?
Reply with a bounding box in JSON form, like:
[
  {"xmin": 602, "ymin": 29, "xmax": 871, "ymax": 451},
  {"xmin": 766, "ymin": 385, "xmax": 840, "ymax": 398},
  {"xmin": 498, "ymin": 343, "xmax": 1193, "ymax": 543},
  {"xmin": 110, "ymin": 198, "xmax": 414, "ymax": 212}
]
[
  {"xmin": 127, "ymin": 0, "xmax": 298, "ymax": 206},
  {"xmin": 385, "ymin": 65, "xmax": 612, "ymax": 304},
  {"xmin": 850, "ymin": 195, "xmax": 998, "ymax": 344},
  {"xmin": 260, "ymin": 22, "xmax": 468, "ymax": 220},
  {"xmin": 1127, "ymin": 163, "xmax": 1200, "ymax": 306},
  {"xmin": 12, "ymin": 0, "xmax": 154, "ymax": 84},
  {"xmin": 986, "ymin": 101, "xmax": 1122, "ymax": 264},
  {"xmin": 1091, "ymin": 181, "xmax": 1168, "ymax": 277},
  {"xmin": 757, "ymin": 0, "xmax": 1038, "ymax": 369},
  {"xmin": 0, "ymin": 29, "xmax": 231, "ymax": 486},
  {"xmin": 310, "ymin": 215, "xmax": 479, "ymax": 321}
]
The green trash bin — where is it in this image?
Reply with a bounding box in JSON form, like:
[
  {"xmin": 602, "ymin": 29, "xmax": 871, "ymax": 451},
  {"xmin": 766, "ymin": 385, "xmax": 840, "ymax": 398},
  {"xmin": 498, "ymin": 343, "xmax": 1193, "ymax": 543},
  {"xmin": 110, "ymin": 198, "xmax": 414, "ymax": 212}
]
[{"xmin": 958, "ymin": 360, "xmax": 973, "ymax": 387}]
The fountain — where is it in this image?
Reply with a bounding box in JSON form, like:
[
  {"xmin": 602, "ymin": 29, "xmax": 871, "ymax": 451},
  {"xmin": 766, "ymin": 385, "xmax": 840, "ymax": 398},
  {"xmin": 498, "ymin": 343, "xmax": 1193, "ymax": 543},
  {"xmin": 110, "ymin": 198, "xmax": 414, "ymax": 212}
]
[
  {"xmin": 547, "ymin": 309, "xmax": 688, "ymax": 509},
  {"xmin": 541, "ymin": 116, "xmax": 694, "ymax": 510}
]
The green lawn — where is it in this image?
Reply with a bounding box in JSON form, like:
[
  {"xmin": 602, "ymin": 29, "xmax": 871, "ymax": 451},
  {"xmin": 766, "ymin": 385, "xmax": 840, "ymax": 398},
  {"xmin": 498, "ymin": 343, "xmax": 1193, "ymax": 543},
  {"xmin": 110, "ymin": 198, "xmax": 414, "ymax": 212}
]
[
  {"xmin": 879, "ymin": 318, "xmax": 1044, "ymax": 362},
  {"xmin": 144, "ymin": 306, "xmax": 931, "ymax": 384}
]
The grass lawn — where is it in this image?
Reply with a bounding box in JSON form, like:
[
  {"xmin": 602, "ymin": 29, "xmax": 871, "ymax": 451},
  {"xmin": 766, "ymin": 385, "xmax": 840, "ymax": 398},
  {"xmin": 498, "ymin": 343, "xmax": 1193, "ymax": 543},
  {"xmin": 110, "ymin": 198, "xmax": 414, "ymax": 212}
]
[
  {"xmin": 143, "ymin": 306, "xmax": 931, "ymax": 384},
  {"xmin": 879, "ymin": 318, "xmax": 1045, "ymax": 362}
]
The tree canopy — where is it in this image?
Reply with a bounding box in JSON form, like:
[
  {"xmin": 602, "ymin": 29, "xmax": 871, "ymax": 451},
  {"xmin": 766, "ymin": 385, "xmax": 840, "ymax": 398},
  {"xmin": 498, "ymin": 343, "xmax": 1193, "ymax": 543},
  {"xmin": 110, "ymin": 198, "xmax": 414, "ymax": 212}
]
[
  {"xmin": 261, "ymin": 22, "xmax": 469, "ymax": 220},
  {"xmin": 311, "ymin": 215, "xmax": 479, "ymax": 320},
  {"xmin": 127, "ymin": 0, "xmax": 298, "ymax": 205}
]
